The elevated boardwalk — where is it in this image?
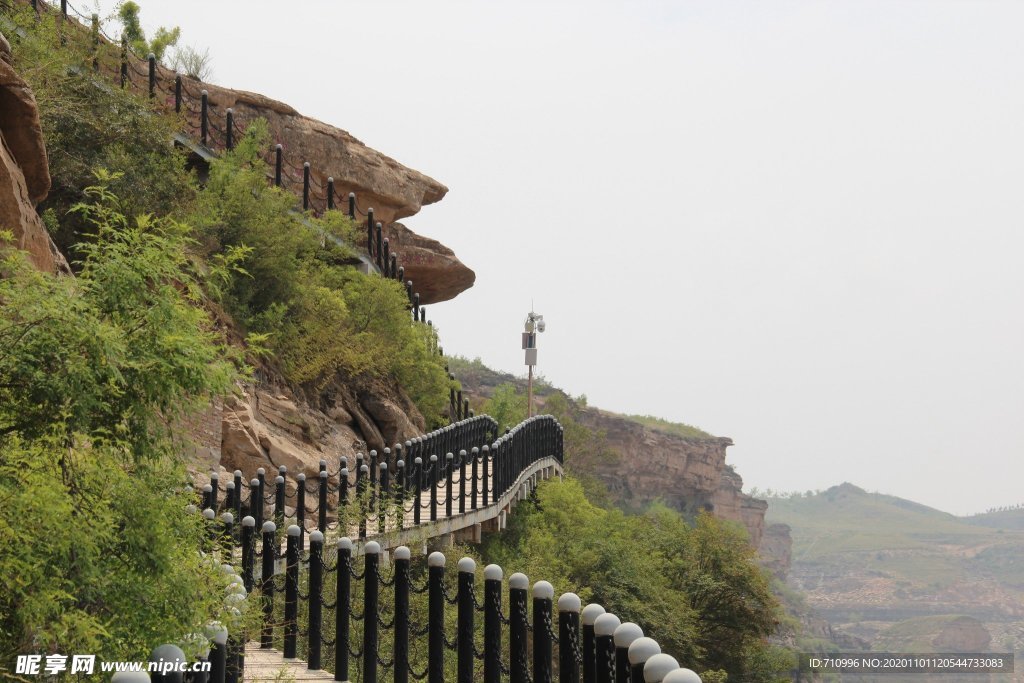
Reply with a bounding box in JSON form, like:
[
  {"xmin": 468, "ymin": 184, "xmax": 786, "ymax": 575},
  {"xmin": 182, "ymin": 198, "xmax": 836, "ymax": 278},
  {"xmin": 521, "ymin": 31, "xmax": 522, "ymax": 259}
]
[{"xmin": 243, "ymin": 456, "xmax": 563, "ymax": 682}]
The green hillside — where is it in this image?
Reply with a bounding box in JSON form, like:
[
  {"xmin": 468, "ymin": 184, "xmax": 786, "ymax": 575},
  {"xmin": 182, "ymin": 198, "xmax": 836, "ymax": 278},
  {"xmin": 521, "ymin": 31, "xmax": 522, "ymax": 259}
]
[
  {"xmin": 766, "ymin": 484, "xmax": 1024, "ymax": 661},
  {"xmin": 767, "ymin": 483, "xmax": 1004, "ymax": 560}
]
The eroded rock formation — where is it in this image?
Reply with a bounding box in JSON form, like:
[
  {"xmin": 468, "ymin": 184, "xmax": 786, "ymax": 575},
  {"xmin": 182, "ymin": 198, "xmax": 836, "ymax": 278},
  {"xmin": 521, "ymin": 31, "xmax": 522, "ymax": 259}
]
[
  {"xmin": 151, "ymin": 63, "xmax": 475, "ymax": 304},
  {"xmin": 573, "ymin": 408, "xmax": 768, "ymax": 546},
  {"xmin": 0, "ymin": 31, "xmax": 68, "ymax": 274},
  {"xmin": 189, "ymin": 372, "xmax": 428, "ymax": 492}
]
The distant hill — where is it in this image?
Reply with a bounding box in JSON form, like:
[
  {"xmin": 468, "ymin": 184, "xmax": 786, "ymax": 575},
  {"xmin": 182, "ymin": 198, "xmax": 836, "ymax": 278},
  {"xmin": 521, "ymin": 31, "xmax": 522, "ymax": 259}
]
[
  {"xmin": 766, "ymin": 483, "xmax": 1024, "ymax": 660},
  {"xmin": 964, "ymin": 507, "xmax": 1024, "ymax": 531}
]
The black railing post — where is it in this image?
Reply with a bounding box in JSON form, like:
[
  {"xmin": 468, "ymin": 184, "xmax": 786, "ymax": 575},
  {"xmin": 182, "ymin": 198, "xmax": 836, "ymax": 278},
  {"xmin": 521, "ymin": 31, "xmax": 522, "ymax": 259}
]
[
  {"xmin": 303, "ymin": 162, "xmax": 311, "ymax": 211},
  {"xmin": 457, "ymin": 557, "xmax": 476, "ymax": 683},
  {"xmin": 396, "ymin": 459, "xmax": 406, "ymax": 530},
  {"xmin": 445, "ymin": 453, "xmax": 454, "ymax": 519},
  {"xmin": 348, "ymin": 192, "xmax": 356, "ymax": 219},
  {"xmin": 175, "ymin": 72, "xmax": 182, "ymax": 113},
  {"xmin": 375, "ymin": 223, "xmax": 384, "ymax": 269},
  {"xmin": 595, "ymin": 613, "xmax": 621, "ymax": 683},
  {"xmin": 628, "ymin": 637, "xmax": 660, "ymax": 683},
  {"xmin": 413, "ymin": 457, "xmax": 422, "ymax": 525},
  {"xmin": 91, "ymin": 14, "xmax": 98, "ymax": 72},
  {"xmin": 412, "ymin": 293, "xmax": 420, "ymax": 322},
  {"xmin": 398, "ymin": 266, "xmax": 405, "ymax": 285},
  {"xmin": 318, "ymin": 470, "xmax": 329, "ymax": 531},
  {"xmin": 250, "ymin": 477, "xmax": 262, "ymax": 528},
  {"xmin": 327, "ymin": 177, "xmax": 335, "ymax": 210},
  {"xmin": 614, "ymin": 623, "xmax": 643, "ymax": 683},
  {"xmin": 226, "ymin": 108, "xmax": 234, "ymax": 149},
  {"xmin": 291, "ymin": 473, "xmax": 303, "ymax": 538},
  {"xmin": 533, "ymin": 581, "xmax": 554, "ymax": 683},
  {"xmin": 358, "ymin": 463, "xmax": 369, "ymax": 539},
  {"xmin": 148, "ymin": 53, "xmax": 156, "ymax": 98},
  {"xmin": 209, "ymin": 625, "xmax": 228, "ymax": 683},
  {"xmin": 429, "ymin": 455, "xmax": 438, "ymax": 522},
  {"xmin": 284, "ymin": 525, "xmax": 300, "ymax": 659},
  {"xmin": 406, "ymin": 280, "xmax": 414, "ymax": 305},
  {"xmin": 221, "ymin": 513, "xmax": 234, "ymax": 553},
  {"xmin": 582, "ymin": 604, "xmax": 605, "ymax": 683},
  {"xmin": 260, "ymin": 521, "xmax": 276, "ymax": 649},
  {"xmin": 510, "ymin": 573, "xmax": 530, "ymax": 683},
  {"xmin": 390, "ymin": 254, "xmax": 398, "ymax": 280},
  {"xmin": 484, "ymin": 565, "xmax": 503, "ymax": 683},
  {"xmin": 202, "ymin": 484, "xmax": 213, "ymax": 513},
  {"xmin": 457, "ymin": 390, "xmax": 464, "ymax": 420},
  {"xmin": 307, "ymin": 530, "xmax": 324, "ymax": 670},
  {"xmin": 201, "ymin": 90, "xmax": 209, "ymax": 146},
  {"xmin": 274, "ymin": 144, "xmax": 283, "ymax": 187},
  {"xmin": 471, "ymin": 447, "xmax": 479, "ymax": 510},
  {"xmin": 61, "ymin": 0, "xmax": 67, "ymax": 19},
  {"xmin": 209, "ymin": 473, "xmax": 219, "ymax": 513},
  {"xmin": 335, "ymin": 538, "xmax": 352, "ymax": 682},
  {"xmin": 428, "ymin": 552, "xmax": 446, "ymax": 683},
  {"xmin": 362, "ymin": 541, "xmax": 380, "ymax": 683},
  {"xmin": 482, "ymin": 445, "xmax": 491, "ymax": 507},
  {"xmin": 378, "ymin": 462, "xmax": 389, "ymax": 534},
  {"xmin": 120, "ymin": 36, "xmax": 128, "ymax": 89},
  {"xmin": 366, "ymin": 208, "xmax": 375, "ymax": 257},
  {"xmin": 241, "ymin": 516, "xmax": 255, "ymax": 593},
  {"xmin": 559, "ymin": 593, "xmax": 582, "ymax": 683},
  {"xmin": 382, "ymin": 238, "xmax": 390, "ymax": 277},
  {"xmin": 458, "ymin": 449, "xmax": 467, "ymax": 514},
  {"xmin": 394, "ymin": 546, "xmax": 411, "ymax": 683},
  {"xmin": 274, "ymin": 475, "xmax": 286, "ymax": 527},
  {"xmin": 224, "ymin": 481, "xmax": 235, "ymax": 525}
]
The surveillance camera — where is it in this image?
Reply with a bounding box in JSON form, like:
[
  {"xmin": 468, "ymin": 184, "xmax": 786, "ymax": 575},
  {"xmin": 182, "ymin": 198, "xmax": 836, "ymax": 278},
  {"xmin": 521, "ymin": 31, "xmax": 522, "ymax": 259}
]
[{"xmin": 537, "ymin": 320, "xmax": 546, "ymax": 333}]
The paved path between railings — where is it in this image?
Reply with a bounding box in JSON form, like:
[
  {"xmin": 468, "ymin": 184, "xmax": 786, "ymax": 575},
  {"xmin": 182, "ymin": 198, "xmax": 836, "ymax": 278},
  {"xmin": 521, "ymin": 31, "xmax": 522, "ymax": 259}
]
[{"xmin": 244, "ymin": 643, "xmax": 333, "ymax": 682}]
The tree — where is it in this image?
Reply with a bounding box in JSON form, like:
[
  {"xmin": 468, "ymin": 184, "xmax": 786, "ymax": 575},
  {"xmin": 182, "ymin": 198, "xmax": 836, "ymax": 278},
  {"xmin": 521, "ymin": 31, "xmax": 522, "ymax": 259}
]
[
  {"xmin": 482, "ymin": 383, "xmax": 528, "ymax": 432},
  {"xmin": 0, "ymin": 184, "xmax": 249, "ymax": 668},
  {"xmin": 118, "ymin": 1, "xmax": 180, "ymax": 61},
  {"xmin": 171, "ymin": 45, "xmax": 214, "ymax": 81}
]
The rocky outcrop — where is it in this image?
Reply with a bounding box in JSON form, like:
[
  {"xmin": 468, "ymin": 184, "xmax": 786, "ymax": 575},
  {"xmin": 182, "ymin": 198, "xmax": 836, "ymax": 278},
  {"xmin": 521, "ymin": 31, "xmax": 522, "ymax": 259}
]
[
  {"xmin": 384, "ymin": 222, "xmax": 476, "ymax": 305},
  {"xmin": 212, "ymin": 373, "xmax": 427, "ymax": 485},
  {"xmin": 0, "ymin": 32, "xmax": 68, "ymax": 274},
  {"xmin": 573, "ymin": 408, "xmax": 768, "ymax": 546},
  {"xmin": 149, "ymin": 62, "xmax": 474, "ymax": 304}
]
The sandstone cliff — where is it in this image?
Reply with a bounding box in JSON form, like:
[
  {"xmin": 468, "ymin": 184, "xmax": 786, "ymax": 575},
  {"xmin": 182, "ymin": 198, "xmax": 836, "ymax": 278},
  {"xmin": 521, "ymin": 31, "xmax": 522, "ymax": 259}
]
[
  {"xmin": 572, "ymin": 408, "xmax": 768, "ymax": 547},
  {"xmin": 149, "ymin": 61, "xmax": 475, "ymax": 304},
  {"xmin": 0, "ymin": 31, "xmax": 67, "ymax": 273},
  {"xmin": 448, "ymin": 358, "xmax": 771, "ymax": 548}
]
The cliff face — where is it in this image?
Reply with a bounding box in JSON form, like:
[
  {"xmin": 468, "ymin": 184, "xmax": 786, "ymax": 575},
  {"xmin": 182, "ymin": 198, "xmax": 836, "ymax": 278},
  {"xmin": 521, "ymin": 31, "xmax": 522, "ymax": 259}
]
[
  {"xmin": 153, "ymin": 66, "xmax": 475, "ymax": 304},
  {"xmin": 0, "ymin": 32, "xmax": 67, "ymax": 274},
  {"xmin": 573, "ymin": 408, "xmax": 767, "ymax": 546}
]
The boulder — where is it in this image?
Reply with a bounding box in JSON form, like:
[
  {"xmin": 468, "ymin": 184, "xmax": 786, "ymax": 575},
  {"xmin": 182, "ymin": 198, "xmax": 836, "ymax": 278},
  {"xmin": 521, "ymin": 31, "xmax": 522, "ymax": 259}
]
[
  {"xmin": 0, "ymin": 34, "xmax": 68, "ymax": 274},
  {"xmin": 385, "ymin": 222, "xmax": 476, "ymax": 304}
]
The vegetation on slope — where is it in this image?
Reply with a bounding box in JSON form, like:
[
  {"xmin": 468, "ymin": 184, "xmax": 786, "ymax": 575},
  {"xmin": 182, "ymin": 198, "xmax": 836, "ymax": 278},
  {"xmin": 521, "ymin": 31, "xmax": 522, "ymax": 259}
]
[{"xmin": 0, "ymin": 2, "xmax": 448, "ymax": 666}]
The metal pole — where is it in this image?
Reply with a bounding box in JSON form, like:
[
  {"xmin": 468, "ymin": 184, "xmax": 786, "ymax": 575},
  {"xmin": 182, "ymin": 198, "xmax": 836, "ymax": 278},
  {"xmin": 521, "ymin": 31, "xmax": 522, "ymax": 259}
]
[
  {"xmin": 209, "ymin": 626, "xmax": 228, "ymax": 683},
  {"xmin": 260, "ymin": 521, "xmax": 276, "ymax": 649},
  {"xmin": 296, "ymin": 473, "xmax": 306, "ymax": 547},
  {"xmin": 528, "ymin": 365, "xmax": 534, "ymax": 418},
  {"xmin": 582, "ymin": 604, "xmax": 606, "ymax": 683},
  {"xmin": 226, "ymin": 108, "xmax": 234, "ymax": 149},
  {"xmin": 241, "ymin": 516, "xmax": 255, "ymax": 593},
  {"xmin": 284, "ymin": 525, "xmax": 300, "ymax": 658},
  {"xmin": 627, "ymin": 638, "xmax": 660, "ymax": 683},
  {"xmin": 348, "ymin": 192, "xmax": 356, "ymax": 219},
  {"xmin": 335, "ymin": 538, "xmax": 352, "ymax": 682},
  {"xmin": 308, "ymin": 530, "xmax": 324, "ymax": 669},
  {"xmin": 533, "ymin": 582, "xmax": 554, "ymax": 683},
  {"xmin": 559, "ymin": 593, "xmax": 582, "ymax": 683},
  {"xmin": 175, "ymin": 73, "xmax": 182, "ymax": 113},
  {"xmin": 120, "ymin": 36, "xmax": 128, "ymax": 89},
  {"xmin": 319, "ymin": 470, "xmax": 329, "ymax": 531},
  {"xmin": 595, "ymin": 614, "xmax": 621, "ymax": 683},
  {"xmin": 91, "ymin": 14, "xmax": 99, "ymax": 73},
  {"xmin": 303, "ymin": 162, "xmax": 310, "ymax": 211},
  {"xmin": 413, "ymin": 458, "xmax": 422, "ymax": 526},
  {"xmin": 274, "ymin": 144, "xmax": 283, "ymax": 187},
  {"xmin": 367, "ymin": 208, "xmax": 375, "ymax": 257},
  {"xmin": 274, "ymin": 475, "xmax": 285, "ymax": 527},
  {"xmin": 457, "ymin": 558, "xmax": 475, "ymax": 683},
  {"xmin": 327, "ymin": 177, "xmax": 335, "ymax": 210},
  {"xmin": 148, "ymin": 53, "xmax": 156, "ymax": 98},
  {"xmin": 362, "ymin": 542, "xmax": 380, "ymax": 683},
  {"xmin": 510, "ymin": 573, "xmax": 530, "ymax": 683},
  {"xmin": 201, "ymin": 90, "xmax": 209, "ymax": 146},
  {"xmin": 614, "ymin": 623, "xmax": 643, "ymax": 683},
  {"xmin": 428, "ymin": 552, "xmax": 446, "ymax": 683},
  {"xmin": 394, "ymin": 546, "xmax": 411, "ymax": 683},
  {"xmin": 484, "ymin": 565, "xmax": 503, "ymax": 683}
]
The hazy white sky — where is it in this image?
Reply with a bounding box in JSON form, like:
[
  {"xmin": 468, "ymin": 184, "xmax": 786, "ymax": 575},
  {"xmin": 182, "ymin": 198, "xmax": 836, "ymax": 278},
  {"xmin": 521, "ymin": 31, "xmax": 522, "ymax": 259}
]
[{"xmin": 97, "ymin": 0, "xmax": 1023, "ymax": 515}]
